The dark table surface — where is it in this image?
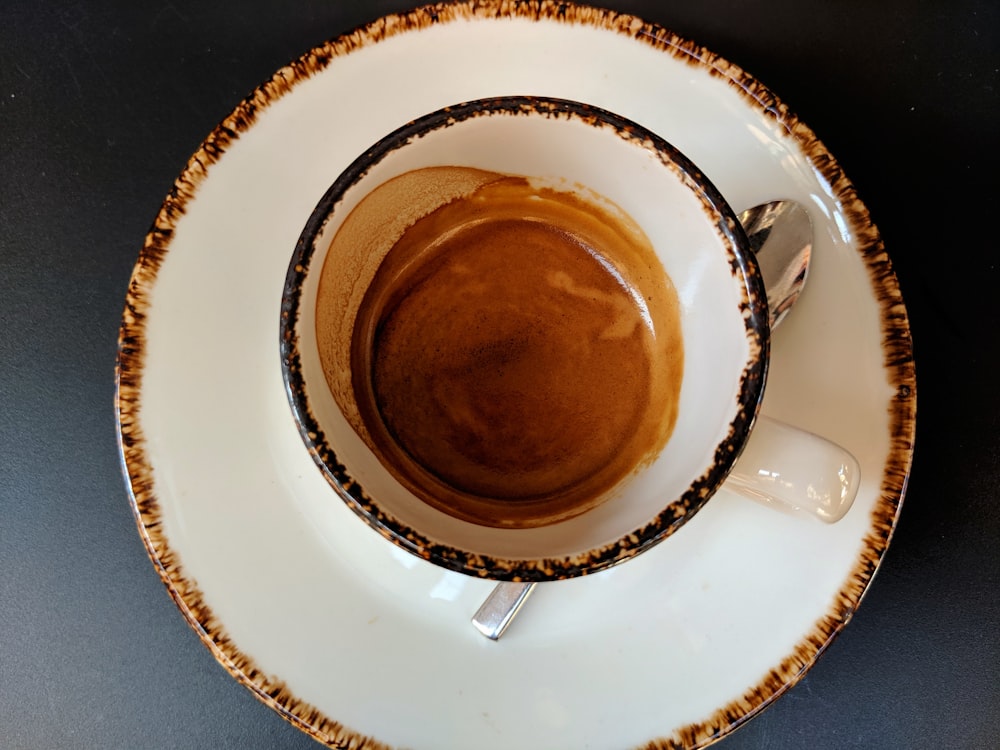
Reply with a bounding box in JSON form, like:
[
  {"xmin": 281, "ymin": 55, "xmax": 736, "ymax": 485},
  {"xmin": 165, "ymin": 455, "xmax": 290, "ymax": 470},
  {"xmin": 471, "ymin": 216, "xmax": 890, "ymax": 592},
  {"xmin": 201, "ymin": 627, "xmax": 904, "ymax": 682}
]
[{"xmin": 3, "ymin": 1, "xmax": 998, "ymax": 748}]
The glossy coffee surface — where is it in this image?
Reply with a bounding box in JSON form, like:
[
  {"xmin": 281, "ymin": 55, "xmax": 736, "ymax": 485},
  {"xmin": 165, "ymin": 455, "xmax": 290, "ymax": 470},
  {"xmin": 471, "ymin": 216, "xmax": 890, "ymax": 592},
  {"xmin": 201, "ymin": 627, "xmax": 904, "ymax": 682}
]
[{"xmin": 318, "ymin": 167, "xmax": 683, "ymax": 527}]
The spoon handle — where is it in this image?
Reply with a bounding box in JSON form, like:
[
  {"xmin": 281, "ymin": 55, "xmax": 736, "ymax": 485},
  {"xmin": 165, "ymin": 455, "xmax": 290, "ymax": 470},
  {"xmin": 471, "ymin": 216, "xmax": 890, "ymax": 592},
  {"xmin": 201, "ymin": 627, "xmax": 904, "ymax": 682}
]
[{"xmin": 471, "ymin": 580, "xmax": 536, "ymax": 640}]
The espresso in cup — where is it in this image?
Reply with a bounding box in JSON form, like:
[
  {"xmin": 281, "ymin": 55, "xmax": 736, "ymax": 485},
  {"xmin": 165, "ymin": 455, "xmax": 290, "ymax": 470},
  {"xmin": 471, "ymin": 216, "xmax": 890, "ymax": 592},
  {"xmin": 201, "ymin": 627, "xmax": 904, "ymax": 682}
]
[
  {"xmin": 281, "ymin": 97, "xmax": 769, "ymax": 581},
  {"xmin": 314, "ymin": 166, "xmax": 684, "ymax": 528}
]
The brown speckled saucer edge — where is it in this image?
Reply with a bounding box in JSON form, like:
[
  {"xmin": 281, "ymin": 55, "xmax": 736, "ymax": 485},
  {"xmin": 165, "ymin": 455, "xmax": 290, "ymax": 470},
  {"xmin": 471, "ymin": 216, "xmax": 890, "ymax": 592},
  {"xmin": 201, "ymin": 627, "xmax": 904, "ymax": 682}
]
[{"xmin": 115, "ymin": 3, "xmax": 917, "ymax": 749}]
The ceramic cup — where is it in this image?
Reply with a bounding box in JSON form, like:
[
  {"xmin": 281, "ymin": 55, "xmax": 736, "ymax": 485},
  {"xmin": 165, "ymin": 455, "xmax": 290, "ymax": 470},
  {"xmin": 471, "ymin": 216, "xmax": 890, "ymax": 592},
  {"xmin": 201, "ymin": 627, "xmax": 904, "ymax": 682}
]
[{"xmin": 280, "ymin": 96, "xmax": 855, "ymax": 582}]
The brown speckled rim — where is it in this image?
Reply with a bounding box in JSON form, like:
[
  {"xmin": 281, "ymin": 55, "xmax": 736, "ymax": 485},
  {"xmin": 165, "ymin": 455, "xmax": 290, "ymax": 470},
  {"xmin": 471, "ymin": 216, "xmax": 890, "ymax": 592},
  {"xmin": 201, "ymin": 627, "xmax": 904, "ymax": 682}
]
[
  {"xmin": 279, "ymin": 95, "xmax": 770, "ymax": 583},
  {"xmin": 115, "ymin": 2, "xmax": 916, "ymax": 749}
]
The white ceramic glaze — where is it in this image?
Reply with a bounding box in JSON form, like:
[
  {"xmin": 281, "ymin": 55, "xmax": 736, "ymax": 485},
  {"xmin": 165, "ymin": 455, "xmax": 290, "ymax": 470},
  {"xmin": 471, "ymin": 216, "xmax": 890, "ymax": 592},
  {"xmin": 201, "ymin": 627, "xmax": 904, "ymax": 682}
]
[
  {"xmin": 286, "ymin": 97, "xmax": 767, "ymax": 572},
  {"xmin": 117, "ymin": 5, "xmax": 914, "ymax": 750},
  {"xmin": 728, "ymin": 416, "xmax": 861, "ymax": 523}
]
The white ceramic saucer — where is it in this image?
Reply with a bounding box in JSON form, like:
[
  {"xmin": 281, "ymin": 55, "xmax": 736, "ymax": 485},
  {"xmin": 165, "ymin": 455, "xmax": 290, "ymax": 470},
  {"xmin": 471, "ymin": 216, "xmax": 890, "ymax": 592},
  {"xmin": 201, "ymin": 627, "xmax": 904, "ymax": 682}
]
[{"xmin": 116, "ymin": 4, "xmax": 916, "ymax": 749}]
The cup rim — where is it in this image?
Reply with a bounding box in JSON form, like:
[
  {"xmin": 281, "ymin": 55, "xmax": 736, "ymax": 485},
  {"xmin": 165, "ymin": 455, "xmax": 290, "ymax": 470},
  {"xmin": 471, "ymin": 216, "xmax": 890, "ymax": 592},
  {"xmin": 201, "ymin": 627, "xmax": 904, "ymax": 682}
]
[{"xmin": 279, "ymin": 95, "xmax": 769, "ymax": 581}]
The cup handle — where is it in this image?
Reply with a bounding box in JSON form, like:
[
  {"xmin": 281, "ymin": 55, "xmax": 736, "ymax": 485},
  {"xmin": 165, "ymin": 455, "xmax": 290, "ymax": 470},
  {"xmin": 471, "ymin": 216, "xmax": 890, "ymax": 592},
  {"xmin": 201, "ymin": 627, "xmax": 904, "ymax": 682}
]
[
  {"xmin": 471, "ymin": 415, "xmax": 861, "ymax": 639},
  {"xmin": 724, "ymin": 415, "xmax": 860, "ymax": 523}
]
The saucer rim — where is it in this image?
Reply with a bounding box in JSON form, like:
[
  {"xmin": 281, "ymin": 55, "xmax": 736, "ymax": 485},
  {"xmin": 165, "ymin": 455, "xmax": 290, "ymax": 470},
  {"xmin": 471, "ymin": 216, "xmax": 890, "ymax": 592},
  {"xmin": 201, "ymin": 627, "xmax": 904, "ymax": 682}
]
[{"xmin": 115, "ymin": 2, "xmax": 917, "ymax": 748}]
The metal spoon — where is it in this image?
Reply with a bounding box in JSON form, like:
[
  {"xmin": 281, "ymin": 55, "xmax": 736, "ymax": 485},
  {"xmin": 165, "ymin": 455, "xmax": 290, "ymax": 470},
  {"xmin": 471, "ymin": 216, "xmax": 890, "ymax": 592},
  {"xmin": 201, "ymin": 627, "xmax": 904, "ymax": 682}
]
[{"xmin": 471, "ymin": 200, "xmax": 813, "ymax": 641}]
